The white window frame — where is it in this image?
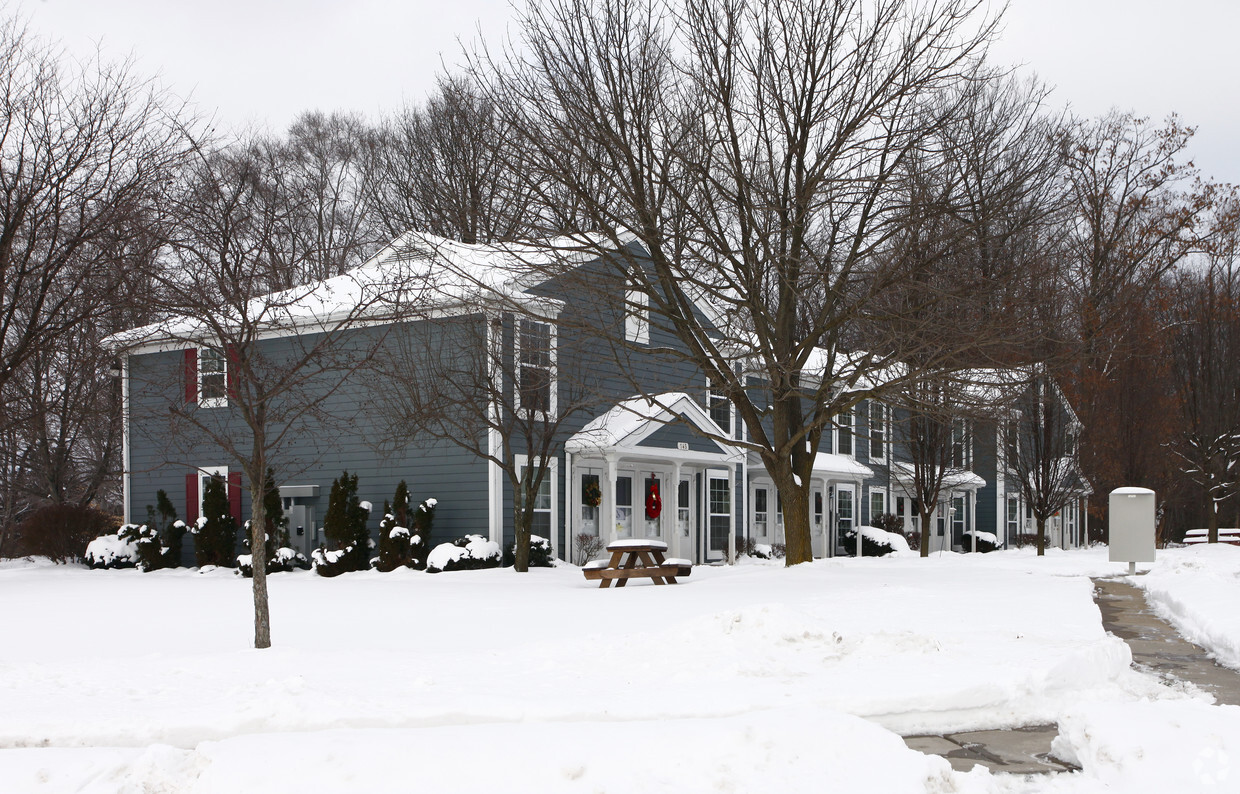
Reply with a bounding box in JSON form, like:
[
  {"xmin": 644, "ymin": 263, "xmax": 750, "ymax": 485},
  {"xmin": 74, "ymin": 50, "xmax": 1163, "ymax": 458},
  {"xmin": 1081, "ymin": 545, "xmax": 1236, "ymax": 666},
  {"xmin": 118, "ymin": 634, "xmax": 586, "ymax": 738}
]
[
  {"xmin": 706, "ymin": 376, "xmax": 734, "ymax": 438},
  {"xmin": 835, "ymin": 408, "xmax": 854, "ymax": 457},
  {"xmin": 752, "ymin": 485, "xmax": 769, "ymax": 538},
  {"xmin": 198, "ymin": 347, "xmax": 228, "ymax": 408},
  {"xmin": 624, "ymin": 288, "xmax": 649, "ymax": 345},
  {"xmin": 198, "ymin": 465, "xmax": 228, "ymax": 519},
  {"xmin": 515, "ymin": 454, "xmax": 558, "ymax": 543},
  {"xmin": 868, "ymin": 402, "xmax": 886, "ymax": 462},
  {"xmin": 869, "ymin": 488, "xmax": 886, "ymax": 525},
  {"xmin": 951, "ymin": 418, "xmax": 972, "ymax": 469},
  {"xmin": 515, "ymin": 318, "xmax": 557, "ymax": 420}
]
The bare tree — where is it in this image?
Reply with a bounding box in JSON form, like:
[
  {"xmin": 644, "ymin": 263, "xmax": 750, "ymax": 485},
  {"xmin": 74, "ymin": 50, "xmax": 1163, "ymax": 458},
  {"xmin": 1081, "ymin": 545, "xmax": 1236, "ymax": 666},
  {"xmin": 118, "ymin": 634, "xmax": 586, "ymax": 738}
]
[
  {"xmin": 469, "ymin": 0, "xmax": 1061, "ymax": 566},
  {"xmin": 373, "ymin": 240, "xmax": 606, "ymax": 572},
  {"xmin": 121, "ymin": 138, "xmax": 402, "ymax": 648},
  {"xmin": 369, "ymin": 76, "xmax": 539, "ymax": 244},
  {"xmin": 0, "ymin": 18, "xmax": 191, "ymax": 552},
  {"xmin": 1007, "ymin": 370, "xmax": 1084, "ymax": 555},
  {"xmin": 1165, "ymin": 202, "xmax": 1240, "ymax": 542}
]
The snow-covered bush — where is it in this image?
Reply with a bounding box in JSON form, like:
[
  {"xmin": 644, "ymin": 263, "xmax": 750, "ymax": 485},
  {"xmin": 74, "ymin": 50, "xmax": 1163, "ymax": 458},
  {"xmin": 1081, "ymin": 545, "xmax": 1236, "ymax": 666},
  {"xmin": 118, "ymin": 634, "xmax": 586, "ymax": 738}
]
[
  {"xmin": 409, "ymin": 497, "xmax": 436, "ymax": 569},
  {"xmin": 118, "ymin": 523, "xmax": 164, "ymax": 571},
  {"xmin": 426, "ymin": 534, "xmax": 502, "ymax": 573},
  {"xmin": 841, "ymin": 525, "xmax": 911, "ymax": 557},
  {"xmin": 374, "ymin": 481, "xmax": 429, "ymax": 572},
  {"xmin": 84, "ymin": 530, "xmax": 141, "ymax": 569},
  {"xmin": 238, "ymin": 469, "xmax": 307, "ymax": 576},
  {"xmin": 316, "ymin": 470, "xmax": 371, "ymax": 576},
  {"xmin": 507, "ymin": 534, "xmax": 554, "ymax": 567},
  {"xmin": 961, "ymin": 530, "xmax": 999, "ymax": 553},
  {"xmin": 191, "ymin": 474, "xmax": 238, "ymax": 568},
  {"xmin": 239, "ymin": 546, "xmax": 309, "ymax": 577}
]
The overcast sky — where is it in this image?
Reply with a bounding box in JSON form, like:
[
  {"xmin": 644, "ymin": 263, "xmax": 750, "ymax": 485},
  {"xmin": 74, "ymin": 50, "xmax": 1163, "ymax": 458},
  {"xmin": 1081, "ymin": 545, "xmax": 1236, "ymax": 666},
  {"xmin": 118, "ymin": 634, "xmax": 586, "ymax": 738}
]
[{"xmin": 19, "ymin": 0, "xmax": 1240, "ymax": 185}]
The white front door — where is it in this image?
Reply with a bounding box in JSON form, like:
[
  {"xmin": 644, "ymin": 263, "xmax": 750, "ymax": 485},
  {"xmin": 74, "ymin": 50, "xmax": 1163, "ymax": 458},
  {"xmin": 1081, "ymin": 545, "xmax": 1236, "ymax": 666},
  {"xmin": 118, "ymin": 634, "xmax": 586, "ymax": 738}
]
[
  {"xmin": 639, "ymin": 472, "xmax": 665, "ymax": 540},
  {"xmin": 836, "ymin": 484, "xmax": 855, "ymax": 554},
  {"xmin": 677, "ymin": 475, "xmax": 696, "ymax": 561},
  {"xmin": 811, "ymin": 486, "xmax": 826, "ymax": 558}
]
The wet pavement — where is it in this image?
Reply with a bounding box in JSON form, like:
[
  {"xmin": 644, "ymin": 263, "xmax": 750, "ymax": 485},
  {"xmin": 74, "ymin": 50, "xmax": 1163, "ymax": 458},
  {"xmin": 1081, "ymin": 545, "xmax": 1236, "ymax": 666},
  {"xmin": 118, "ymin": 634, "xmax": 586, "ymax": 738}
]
[{"xmin": 901, "ymin": 575, "xmax": 1240, "ymax": 775}]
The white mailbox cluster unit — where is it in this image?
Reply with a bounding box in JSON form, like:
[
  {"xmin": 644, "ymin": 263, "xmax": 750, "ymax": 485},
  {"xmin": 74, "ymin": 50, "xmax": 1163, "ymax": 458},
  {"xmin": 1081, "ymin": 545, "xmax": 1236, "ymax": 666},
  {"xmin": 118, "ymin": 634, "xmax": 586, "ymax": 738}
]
[{"xmin": 1108, "ymin": 487, "xmax": 1156, "ymax": 574}]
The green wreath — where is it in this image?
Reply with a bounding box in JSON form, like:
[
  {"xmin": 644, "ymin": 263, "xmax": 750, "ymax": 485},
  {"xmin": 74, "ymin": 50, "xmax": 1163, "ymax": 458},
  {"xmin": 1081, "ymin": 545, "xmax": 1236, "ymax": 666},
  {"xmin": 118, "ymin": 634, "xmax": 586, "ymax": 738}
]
[{"xmin": 582, "ymin": 480, "xmax": 602, "ymax": 507}]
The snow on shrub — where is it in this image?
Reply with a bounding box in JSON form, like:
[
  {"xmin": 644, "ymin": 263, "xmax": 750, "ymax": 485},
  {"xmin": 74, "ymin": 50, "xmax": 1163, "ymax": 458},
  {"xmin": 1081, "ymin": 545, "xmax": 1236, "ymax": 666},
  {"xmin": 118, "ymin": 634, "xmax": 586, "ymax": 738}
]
[
  {"xmin": 507, "ymin": 534, "xmax": 555, "ymax": 567},
  {"xmin": 841, "ymin": 525, "xmax": 911, "ymax": 557},
  {"xmin": 373, "ymin": 482, "xmax": 434, "ymax": 571},
  {"xmin": 191, "ymin": 474, "xmax": 238, "ymax": 567},
  {"xmin": 316, "ymin": 471, "xmax": 372, "ymax": 576},
  {"xmin": 426, "ymin": 534, "xmax": 501, "ymax": 573},
  {"xmin": 84, "ymin": 530, "xmax": 141, "ymax": 570},
  {"xmin": 961, "ymin": 530, "xmax": 999, "ymax": 553},
  {"xmin": 238, "ymin": 546, "xmax": 308, "ymax": 577}
]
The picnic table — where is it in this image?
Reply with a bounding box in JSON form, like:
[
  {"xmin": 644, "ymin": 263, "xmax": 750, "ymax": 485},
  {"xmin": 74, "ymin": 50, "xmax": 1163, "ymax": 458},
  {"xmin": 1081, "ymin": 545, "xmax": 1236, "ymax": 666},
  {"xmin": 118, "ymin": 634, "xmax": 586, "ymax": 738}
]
[
  {"xmin": 1183, "ymin": 528, "xmax": 1240, "ymax": 546},
  {"xmin": 581, "ymin": 539, "xmax": 692, "ymax": 588}
]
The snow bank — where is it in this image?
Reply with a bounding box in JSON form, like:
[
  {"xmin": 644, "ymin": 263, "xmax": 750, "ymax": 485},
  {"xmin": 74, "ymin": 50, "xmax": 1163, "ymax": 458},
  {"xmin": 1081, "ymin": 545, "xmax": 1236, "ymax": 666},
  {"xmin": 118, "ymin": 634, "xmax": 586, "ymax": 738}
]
[{"xmin": 1134, "ymin": 544, "xmax": 1240, "ymax": 670}]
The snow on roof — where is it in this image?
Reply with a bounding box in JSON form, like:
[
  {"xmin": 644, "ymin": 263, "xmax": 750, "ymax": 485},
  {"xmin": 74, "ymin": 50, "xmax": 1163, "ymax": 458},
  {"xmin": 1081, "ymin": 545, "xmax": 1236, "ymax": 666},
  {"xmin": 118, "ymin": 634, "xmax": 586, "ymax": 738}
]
[
  {"xmin": 890, "ymin": 462, "xmax": 986, "ymax": 491},
  {"xmin": 106, "ymin": 231, "xmax": 600, "ymax": 351},
  {"xmin": 566, "ymin": 393, "xmax": 739, "ymax": 457},
  {"xmin": 813, "ymin": 453, "xmax": 874, "ymax": 479}
]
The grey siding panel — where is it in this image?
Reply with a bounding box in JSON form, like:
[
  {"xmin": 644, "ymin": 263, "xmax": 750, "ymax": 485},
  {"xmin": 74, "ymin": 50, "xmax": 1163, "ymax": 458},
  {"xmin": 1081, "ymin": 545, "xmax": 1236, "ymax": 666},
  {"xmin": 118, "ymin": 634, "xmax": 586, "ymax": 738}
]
[{"xmin": 641, "ymin": 422, "xmax": 722, "ymax": 453}]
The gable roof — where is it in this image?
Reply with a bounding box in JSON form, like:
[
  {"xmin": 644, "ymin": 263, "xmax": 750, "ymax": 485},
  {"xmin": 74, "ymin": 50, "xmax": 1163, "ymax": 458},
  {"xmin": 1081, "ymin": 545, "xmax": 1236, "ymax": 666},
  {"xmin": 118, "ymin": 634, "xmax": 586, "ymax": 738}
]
[
  {"xmin": 106, "ymin": 231, "xmax": 597, "ymax": 352},
  {"xmin": 566, "ymin": 392, "xmax": 743, "ymax": 462}
]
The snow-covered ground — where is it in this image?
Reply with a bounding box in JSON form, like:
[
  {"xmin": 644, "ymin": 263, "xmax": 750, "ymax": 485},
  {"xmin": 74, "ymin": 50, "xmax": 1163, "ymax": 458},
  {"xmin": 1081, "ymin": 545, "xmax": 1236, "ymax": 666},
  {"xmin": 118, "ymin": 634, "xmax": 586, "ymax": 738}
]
[{"xmin": 1, "ymin": 546, "xmax": 1238, "ymax": 792}]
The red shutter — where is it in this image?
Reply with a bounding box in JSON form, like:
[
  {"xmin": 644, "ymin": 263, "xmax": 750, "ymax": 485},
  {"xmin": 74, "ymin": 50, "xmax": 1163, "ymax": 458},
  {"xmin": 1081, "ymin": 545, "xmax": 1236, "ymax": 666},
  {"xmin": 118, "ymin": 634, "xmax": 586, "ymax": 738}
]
[
  {"xmin": 183, "ymin": 349, "xmax": 197, "ymax": 404},
  {"xmin": 225, "ymin": 344, "xmax": 239, "ymax": 398},
  {"xmin": 185, "ymin": 473, "xmax": 199, "ymax": 523},
  {"xmin": 228, "ymin": 471, "xmax": 242, "ymax": 522}
]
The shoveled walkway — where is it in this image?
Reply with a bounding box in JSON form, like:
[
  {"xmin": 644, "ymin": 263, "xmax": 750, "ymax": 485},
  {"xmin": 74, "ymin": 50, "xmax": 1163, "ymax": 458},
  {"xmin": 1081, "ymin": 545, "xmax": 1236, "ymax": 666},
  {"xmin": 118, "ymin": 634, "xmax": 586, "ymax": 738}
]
[{"xmin": 902, "ymin": 575, "xmax": 1240, "ymax": 775}]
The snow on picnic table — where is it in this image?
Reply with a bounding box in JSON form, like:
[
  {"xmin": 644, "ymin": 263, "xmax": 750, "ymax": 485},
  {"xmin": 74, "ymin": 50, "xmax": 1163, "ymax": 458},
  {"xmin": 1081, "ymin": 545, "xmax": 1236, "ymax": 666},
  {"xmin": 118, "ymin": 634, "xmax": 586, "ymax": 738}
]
[{"xmin": 0, "ymin": 547, "xmax": 1237, "ymax": 792}]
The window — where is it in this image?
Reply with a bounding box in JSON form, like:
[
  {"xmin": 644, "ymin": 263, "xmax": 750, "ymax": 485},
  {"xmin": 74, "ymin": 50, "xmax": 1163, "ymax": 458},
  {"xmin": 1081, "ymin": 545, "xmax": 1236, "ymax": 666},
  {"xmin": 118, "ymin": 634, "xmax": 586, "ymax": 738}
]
[
  {"xmin": 517, "ymin": 458, "xmax": 554, "ymax": 540},
  {"xmin": 1065, "ymin": 426, "xmax": 1078, "ymax": 456},
  {"xmin": 870, "ymin": 490, "xmax": 886, "ymax": 524},
  {"xmin": 1004, "ymin": 413, "xmax": 1020, "ymax": 468},
  {"xmin": 707, "ymin": 377, "xmax": 732, "ymax": 437},
  {"xmin": 198, "ymin": 348, "xmax": 227, "ymax": 407},
  {"xmin": 1006, "ymin": 496, "xmax": 1020, "ymax": 539},
  {"xmin": 814, "ymin": 490, "xmax": 823, "ymax": 526},
  {"xmin": 624, "ymin": 288, "xmax": 649, "ymax": 345},
  {"xmin": 615, "ymin": 475, "xmax": 633, "ymax": 535},
  {"xmin": 517, "ymin": 319, "xmax": 555, "ymax": 418},
  {"xmin": 951, "ymin": 419, "xmax": 971, "ymax": 468},
  {"xmin": 754, "ymin": 487, "xmax": 768, "ymax": 537},
  {"xmin": 836, "ymin": 409, "xmax": 853, "ymax": 456},
  {"xmin": 952, "ymin": 495, "xmax": 965, "ymax": 540},
  {"xmin": 677, "ymin": 479, "xmax": 691, "ymax": 537},
  {"xmin": 869, "ymin": 402, "xmax": 886, "ymax": 460}
]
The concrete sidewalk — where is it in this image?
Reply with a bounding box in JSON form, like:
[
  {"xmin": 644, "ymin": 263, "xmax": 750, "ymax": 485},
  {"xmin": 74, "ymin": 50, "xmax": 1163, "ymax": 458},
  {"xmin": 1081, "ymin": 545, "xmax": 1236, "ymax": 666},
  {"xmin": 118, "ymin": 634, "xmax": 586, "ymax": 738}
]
[{"xmin": 903, "ymin": 575, "xmax": 1240, "ymax": 775}]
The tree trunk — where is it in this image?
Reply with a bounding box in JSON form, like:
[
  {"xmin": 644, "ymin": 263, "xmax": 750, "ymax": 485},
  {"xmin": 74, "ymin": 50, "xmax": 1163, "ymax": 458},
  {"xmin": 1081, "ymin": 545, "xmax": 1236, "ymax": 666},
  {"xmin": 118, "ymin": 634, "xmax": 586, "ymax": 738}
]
[
  {"xmin": 919, "ymin": 508, "xmax": 935, "ymax": 558},
  {"xmin": 513, "ymin": 509, "xmax": 530, "ymax": 572},
  {"xmin": 781, "ymin": 484, "xmax": 812, "ymax": 566},
  {"xmin": 249, "ymin": 477, "xmax": 271, "ymax": 649},
  {"xmin": 1208, "ymin": 500, "xmax": 1219, "ymax": 544},
  {"xmin": 1036, "ymin": 516, "xmax": 1047, "ymax": 557}
]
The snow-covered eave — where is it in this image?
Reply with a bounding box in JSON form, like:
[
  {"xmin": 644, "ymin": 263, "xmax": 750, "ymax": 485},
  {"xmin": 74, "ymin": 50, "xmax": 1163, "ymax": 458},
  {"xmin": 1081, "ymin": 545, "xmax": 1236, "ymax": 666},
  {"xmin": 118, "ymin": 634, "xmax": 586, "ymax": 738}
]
[
  {"xmin": 105, "ymin": 287, "xmax": 564, "ymax": 356},
  {"xmin": 566, "ymin": 392, "xmax": 743, "ymax": 462},
  {"xmin": 890, "ymin": 462, "xmax": 987, "ymax": 491}
]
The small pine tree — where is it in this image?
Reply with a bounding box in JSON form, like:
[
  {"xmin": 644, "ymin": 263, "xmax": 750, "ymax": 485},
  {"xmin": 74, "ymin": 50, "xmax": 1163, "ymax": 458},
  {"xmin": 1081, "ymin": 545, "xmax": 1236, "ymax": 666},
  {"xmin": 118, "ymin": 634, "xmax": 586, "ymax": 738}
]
[
  {"xmin": 262, "ymin": 467, "xmax": 289, "ymax": 559},
  {"xmin": 409, "ymin": 497, "xmax": 436, "ymax": 570},
  {"xmin": 375, "ymin": 480, "xmax": 413, "ymax": 572},
  {"xmin": 318, "ymin": 470, "xmax": 370, "ymax": 574},
  {"xmin": 154, "ymin": 489, "xmax": 184, "ymax": 566},
  {"xmin": 195, "ymin": 474, "xmax": 237, "ymax": 567}
]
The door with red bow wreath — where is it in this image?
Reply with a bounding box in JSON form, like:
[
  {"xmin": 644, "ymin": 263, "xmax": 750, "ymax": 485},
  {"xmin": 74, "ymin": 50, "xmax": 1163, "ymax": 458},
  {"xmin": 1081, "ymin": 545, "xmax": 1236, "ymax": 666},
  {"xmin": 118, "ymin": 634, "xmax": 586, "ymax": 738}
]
[{"xmin": 645, "ymin": 477, "xmax": 662, "ymax": 520}]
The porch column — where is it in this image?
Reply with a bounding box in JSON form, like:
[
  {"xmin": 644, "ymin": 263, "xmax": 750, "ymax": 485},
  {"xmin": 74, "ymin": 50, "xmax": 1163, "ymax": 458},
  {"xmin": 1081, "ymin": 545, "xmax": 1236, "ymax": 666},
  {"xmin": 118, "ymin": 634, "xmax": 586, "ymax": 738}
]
[
  {"xmin": 564, "ymin": 451, "xmax": 574, "ymax": 563},
  {"xmin": 727, "ymin": 463, "xmax": 736, "ymax": 565},
  {"xmin": 604, "ymin": 452, "xmax": 619, "ymax": 546},
  {"xmin": 818, "ymin": 475, "xmax": 829, "ymax": 558},
  {"xmin": 970, "ymin": 491, "xmax": 978, "ymax": 553},
  {"xmin": 670, "ymin": 460, "xmax": 682, "ymax": 559}
]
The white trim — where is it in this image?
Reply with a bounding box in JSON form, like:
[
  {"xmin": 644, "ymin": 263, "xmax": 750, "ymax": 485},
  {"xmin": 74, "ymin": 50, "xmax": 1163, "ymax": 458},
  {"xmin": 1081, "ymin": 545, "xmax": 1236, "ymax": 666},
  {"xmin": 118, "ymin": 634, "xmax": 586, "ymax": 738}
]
[
  {"xmin": 121, "ymin": 355, "xmax": 132, "ymax": 524},
  {"xmin": 197, "ymin": 347, "xmax": 228, "ymax": 408},
  {"xmin": 486, "ymin": 317, "xmax": 503, "ymax": 546},
  {"xmin": 868, "ymin": 401, "xmax": 887, "ymax": 463},
  {"xmin": 514, "ymin": 454, "xmax": 559, "ymax": 550},
  {"xmin": 624, "ymin": 288, "xmax": 649, "ymax": 345},
  {"xmin": 515, "ymin": 317, "xmax": 557, "ymax": 421},
  {"xmin": 197, "ymin": 465, "xmax": 229, "ymax": 518}
]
